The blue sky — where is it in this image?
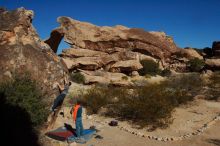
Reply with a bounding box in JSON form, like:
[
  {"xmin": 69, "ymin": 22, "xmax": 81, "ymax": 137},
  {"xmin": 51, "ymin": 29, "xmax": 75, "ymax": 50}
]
[{"xmin": 1, "ymin": 0, "xmax": 220, "ymax": 54}]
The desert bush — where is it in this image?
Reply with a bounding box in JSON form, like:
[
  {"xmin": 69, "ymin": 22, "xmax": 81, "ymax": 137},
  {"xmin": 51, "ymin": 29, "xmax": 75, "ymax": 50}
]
[
  {"xmin": 122, "ymin": 76, "xmax": 128, "ymax": 80},
  {"xmin": 81, "ymin": 86, "xmax": 128, "ymax": 114},
  {"xmin": 160, "ymin": 68, "xmax": 172, "ymax": 77},
  {"xmin": 168, "ymin": 73, "xmax": 203, "ymax": 92},
  {"xmin": 206, "ymin": 72, "xmax": 220, "ymax": 100},
  {"xmin": 0, "ymin": 73, "xmax": 48, "ymax": 127},
  {"xmin": 139, "ymin": 59, "xmax": 161, "ymax": 76},
  {"xmin": 82, "ymin": 75, "xmax": 195, "ymax": 129},
  {"xmin": 187, "ymin": 58, "xmax": 205, "ymax": 72},
  {"xmin": 81, "ymin": 86, "xmax": 109, "ymax": 114},
  {"xmin": 144, "ymin": 74, "xmax": 152, "ymax": 78},
  {"xmin": 70, "ymin": 72, "xmax": 85, "ymax": 84},
  {"xmin": 112, "ymin": 82, "xmax": 192, "ymax": 128},
  {"xmin": 113, "ymin": 83, "xmax": 173, "ymax": 128}
]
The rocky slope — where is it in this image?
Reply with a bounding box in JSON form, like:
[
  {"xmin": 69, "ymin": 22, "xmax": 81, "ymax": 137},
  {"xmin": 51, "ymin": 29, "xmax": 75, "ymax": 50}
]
[{"xmin": 0, "ymin": 8, "xmax": 69, "ymax": 105}]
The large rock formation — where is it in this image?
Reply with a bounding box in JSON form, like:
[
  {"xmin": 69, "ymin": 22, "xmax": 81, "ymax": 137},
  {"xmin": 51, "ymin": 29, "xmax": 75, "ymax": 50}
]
[
  {"xmin": 205, "ymin": 59, "xmax": 220, "ymax": 70},
  {"xmin": 169, "ymin": 48, "xmax": 204, "ymax": 72},
  {"xmin": 212, "ymin": 41, "xmax": 220, "ymax": 57},
  {"xmin": 203, "ymin": 41, "xmax": 220, "ymax": 70},
  {"xmin": 0, "ymin": 8, "xmax": 69, "ymax": 105},
  {"xmin": 56, "ymin": 17, "xmax": 179, "ymax": 60},
  {"xmin": 180, "ymin": 48, "xmax": 203, "ymax": 60},
  {"xmin": 54, "ymin": 17, "xmax": 209, "ymax": 75},
  {"xmin": 52, "ymin": 17, "xmax": 188, "ymax": 77}
]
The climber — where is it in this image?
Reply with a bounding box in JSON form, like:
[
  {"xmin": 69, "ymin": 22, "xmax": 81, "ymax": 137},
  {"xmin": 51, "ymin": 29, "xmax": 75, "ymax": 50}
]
[{"xmin": 51, "ymin": 78, "xmax": 71, "ymax": 112}]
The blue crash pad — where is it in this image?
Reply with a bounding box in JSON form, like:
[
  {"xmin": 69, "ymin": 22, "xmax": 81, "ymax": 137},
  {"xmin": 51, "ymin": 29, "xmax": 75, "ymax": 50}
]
[{"xmin": 67, "ymin": 129, "xmax": 96, "ymax": 144}]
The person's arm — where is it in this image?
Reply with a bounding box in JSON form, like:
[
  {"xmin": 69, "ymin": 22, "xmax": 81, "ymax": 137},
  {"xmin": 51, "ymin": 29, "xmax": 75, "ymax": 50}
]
[
  {"xmin": 64, "ymin": 77, "xmax": 68, "ymax": 85},
  {"xmin": 57, "ymin": 83, "xmax": 64, "ymax": 91},
  {"xmin": 70, "ymin": 107, "xmax": 73, "ymax": 115}
]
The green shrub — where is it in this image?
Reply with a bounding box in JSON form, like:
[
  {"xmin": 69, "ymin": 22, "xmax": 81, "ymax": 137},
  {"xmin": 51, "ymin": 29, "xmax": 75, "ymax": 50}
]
[
  {"xmin": 81, "ymin": 86, "xmax": 109, "ymax": 114},
  {"xmin": 70, "ymin": 72, "xmax": 85, "ymax": 84},
  {"xmin": 187, "ymin": 58, "xmax": 205, "ymax": 72},
  {"xmin": 206, "ymin": 72, "xmax": 220, "ymax": 100},
  {"xmin": 81, "ymin": 86, "xmax": 127, "ymax": 114},
  {"xmin": 168, "ymin": 73, "xmax": 203, "ymax": 93},
  {"xmin": 144, "ymin": 74, "xmax": 151, "ymax": 78},
  {"xmin": 160, "ymin": 69, "xmax": 172, "ymax": 77},
  {"xmin": 122, "ymin": 76, "xmax": 128, "ymax": 80},
  {"xmin": 113, "ymin": 83, "xmax": 174, "ymax": 128},
  {"xmin": 82, "ymin": 75, "xmax": 195, "ymax": 129},
  {"xmin": 139, "ymin": 59, "xmax": 161, "ymax": 76},
  {"xmin": 0, "ymin": 73, "xmax": 48, "ymax": 127},
  {"xmin": 112, "ymin": 82, "xmax": 192, "ymax": 128}
]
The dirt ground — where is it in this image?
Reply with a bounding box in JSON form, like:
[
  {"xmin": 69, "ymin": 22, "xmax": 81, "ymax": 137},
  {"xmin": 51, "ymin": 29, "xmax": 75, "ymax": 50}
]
[
  {"xmin": 83, "ymin": 121, "xmax": 220, "ymax": 146},
  {"xmin": 43, "ymin": 99, "xmax": 220, "ymax": 146}
]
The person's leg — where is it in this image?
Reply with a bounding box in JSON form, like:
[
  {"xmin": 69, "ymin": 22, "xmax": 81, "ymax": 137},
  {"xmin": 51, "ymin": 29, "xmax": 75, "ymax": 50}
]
[
  {"xmin": 76, "ymin": 118, "xmax": 80, "ymax": 137},
  {"xmin": 79, "ymin": 118, "xmax": 84, "ymax": 136},
  {"xmin": 51, "ymin": 94, "xmax": 65, "ymax": 111}
]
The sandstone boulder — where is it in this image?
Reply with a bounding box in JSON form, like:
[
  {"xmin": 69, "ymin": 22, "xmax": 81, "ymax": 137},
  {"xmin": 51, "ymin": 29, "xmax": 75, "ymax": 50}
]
[
  {"xmin": 182, "ymin": 48, "xmax": 203, "ymax": 60},
  {"xmin": 62, "ymin": 57, "xmax": 102, "ymax": 70},
  {"xmin": 44, "ymin": 28, "xmax": 64, "ymax": 53},
  {"xmin": 54, "ymin": 17, "xmax": 179, "ymax": 61},
  {"xmin": 54, "ymin": 17, "xmax": 186, "ymax": 74},
  {"xmin": 0, "ymin": 8, "xmax": 69, "ymax": 106},
  {"xmin": 131, "ymin": 71, "xmax": 139, "ymax": 77},
  {"xmin": 110, "ymin": 60, "xmax": 143, "ymax": 73},
  {"xmin": 60, "ymin": 47, "xmax": 156, "ymax": 73},
  {"xmin": 172, "ymin": 48, "xmax": 203, "ymax": 60},
  {"xmin": 169, "ymin": 48, "xmax": 203, "ymax": 72},
  {"xmin": 205, "ymin": 59, "xmax": 220, "ymax": 70},
  {"xmin": 60, "ymin": 48, "xmax": 108, "ymax": 58},
  {"xmin": 81, "ymin": 72, "xmax": 109, "ymax": 84},
  {"xmin": 79, "ymin": 70, "xmax": 133, "ymax": 86},
  {"xmin": 212, "ymin": 41, "xmax": 220, "ymax": 57}
]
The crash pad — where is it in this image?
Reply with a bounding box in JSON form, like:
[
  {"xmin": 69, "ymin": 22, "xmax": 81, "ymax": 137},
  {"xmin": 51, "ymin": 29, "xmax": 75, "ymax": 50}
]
[
  {"xmin": 46, "ymin": 126, "xmax": 96, "ymax": 143},
  {"xmin": 67, "ymin": 129, "xmax": 96, "ymax": 144}
]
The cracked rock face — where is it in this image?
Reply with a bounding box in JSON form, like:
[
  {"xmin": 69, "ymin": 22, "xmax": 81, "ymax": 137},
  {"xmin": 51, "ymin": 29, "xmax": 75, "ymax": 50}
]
[{"xmin": 0, "ymin": 8, "xmax": 69, "ymax": 106}]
